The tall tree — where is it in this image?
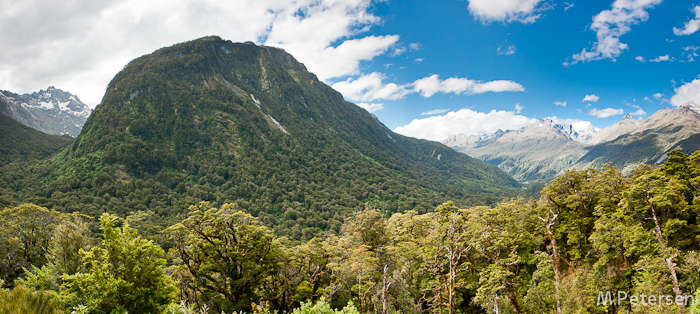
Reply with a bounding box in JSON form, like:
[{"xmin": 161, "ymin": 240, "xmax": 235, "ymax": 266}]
[
  {"xmin": 168, "ymin": 201, "xmax": 284, "ymax": 312},
  {"xmin": 62, "ymin": 213, "xmax": 177, "ymax": 314}
]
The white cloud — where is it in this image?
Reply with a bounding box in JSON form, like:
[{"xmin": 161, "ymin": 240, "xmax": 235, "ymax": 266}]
[
  {"xmin": 467, "ymin": 0, "xmax": 549, "ymax": 24},
  {"xmin": 497, "ymin": 44, "xmax": 517, "ymax": 55},
  {"xmin": 408, "ymin": 43, "xmax": 423, "ymax": 51},
  {"xmin": 514, "ymin": 103, "xmax": 524, "ymax": 114},
  {"xmin": 331, "ymin": 72, "xmax": 411, "ymax": 102},
  {"xmin": 569, "ymin": 0, "xmax": 662, "ymax": 65},
  {"xmin": 635, "ymin": 56, "xmax": 645, "ymax": 62},
  {"xmin": 414, "ymin": 58, "xmax": 424, "ymax": 62},
  {"xmin": 333, "ymin": 73, "xmax": 525, "ymax": 102},
  {"xmin": 630, "ymin": 108, "xmax": 646, "ymax": 115},
  {"xmin": 673, "ymin": 6, "xmax": 700, "ymax": 36},
  {"xmin": 582, "ymin": 94, "xmax": 600, "ymax": 102},
  {"xmin": 420, "ymin": 109, "xmax": 450, "ymax": 116},
  {"xmin": 273, "ymin": 34, "xmax": 399, "ymax": 81},
  {"xmin": 554, "ymin": 100, "xmax": 567, "ymax": 107},
  {"xmin": 0, "ymin": 0, "xmax": 399, "ymax": 106},
  {"xmin": 589, "ymin": 107, "xmax": 625, "ymax": 118},
  {"xmin": 682, "ymin": 46, "xmax": 699, "ymax": 62},
  {"xmin": 564, "ymin": 2, "xmax": 575, "ymax": 11},
  {"xmin": 650, "ymin": 55, "xmax": 672, "ymax": 62},
  {"xmin": 629, "ymin": 104, "xmax": 646, "ymax": 115},
  {"xmin": 670, "ymin": 79, "xmax": 700, "ymax": 107},
  {"xmin": 412, "ymin": 74, "xmax": 525, "ymax": 97},
  {"xmin": 391, "ymin": 45, "xmax": 407, "ymax": 57},
  {"xmin": 356, "ymin": 102, "xmax": 384, "ymax": 112},
  {"xmin": 394, "ymin": 108, "xmax": 536, "ymax": 141},
  {"xmin": 653, "ymin": 92, "xmax": 663, "ymax": 99}
]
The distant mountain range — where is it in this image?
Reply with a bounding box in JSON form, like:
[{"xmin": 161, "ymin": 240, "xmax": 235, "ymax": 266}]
[
  {"xmin": 444, "ymin": 103, "xmax": 700, "ymax": 183},
  {"xmin": 0, "ymin": 86, "xmax": 92, "ymax": 137}
]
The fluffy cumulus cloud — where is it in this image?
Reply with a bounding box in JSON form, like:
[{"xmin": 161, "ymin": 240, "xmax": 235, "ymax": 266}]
[
  {"xmin": 356, "ymin": 103, "xmax": 384, "ymax": 112},
  {"xmin": 412, "ymin": 74, "xmax": 525, "ymax": 97},
  {"xmin": 629, "ymin": 104, "xmax": 646, "ymax": 116},
  {"xmin": 582, "ymin": 94, "xmax": 600, "ymax": 102},
  {"xmin": 673, "ymin": 6, "xmax": 700, "ymax": 36},
  {"xmin": 554, "ymin": 100, "xmax": 567, "ymax": 107},
  {"xmin": 467, "ymin": 0, "xmax": 549, "ymax": 24},
  {"xmin": 589, "ymin": 108, "xmax": 625, "ymax": 118},
  {"xmin": 670, "ymin": 79, "xmax": 700, "ymax": 107},
  {"xmin": 568, "ymin": 0, "xmax": 662, "ymax": 65},
  {"xmin": 650, "ymin": 55, "xmax": 672, "ymax": 62},
  {"xmin": 331, "ymin": 72, "xmax": 411, "ymax": 102},
  {"xmin": 332, "ymin": 73, "xmax": 525, "ymax": 102},
  {"xmin": 0, "ymin": 0, "xmax": 398, "ymax": 106},
  {"xmin": 394, "ymin": 108, "xmax": 536, "ymax": 141}
]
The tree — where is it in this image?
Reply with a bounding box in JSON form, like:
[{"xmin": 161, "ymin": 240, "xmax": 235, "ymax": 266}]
[
  {"xmin": 19, "ymin": 213, "xmax": 94, "ymax": 294},
  {"xmin": 406, "ymin": 202, "xmax": 473, "ymax": 314},
  {"xmin": 621, "ymin": 164, "xmax": 688, "ymax": 299},
  {"xmin": 168, "ymin": 201, "xmax": 284, "ymax": 312},
  {"xmin": 469, "ymin": 199, "xmax": 540, "ymax": 314},
  {"xmin": 62, "ymin": 213, "xmax": 177, "ymax": 314},
  {"xmin": 0, "ymin": 204, "xmax": 61, "ymax": 286}
]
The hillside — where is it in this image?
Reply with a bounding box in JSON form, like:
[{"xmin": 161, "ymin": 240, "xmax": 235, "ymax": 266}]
[
  {"xmin": 0, "ymin": 98, "xmax": 74, "ymax": 166},
  {"xmin": 0, "ymin": 36, "xmax": 520, "ymax": 240}
]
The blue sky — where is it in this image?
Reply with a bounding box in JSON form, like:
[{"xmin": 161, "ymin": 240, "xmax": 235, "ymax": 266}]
[
  {"xmin": 327, "ymin": 0, "xmax": 700, "ymax": 140},
  {"xmin": 1, "ymin": 0, "xmax": 699, "ymax": 141}
]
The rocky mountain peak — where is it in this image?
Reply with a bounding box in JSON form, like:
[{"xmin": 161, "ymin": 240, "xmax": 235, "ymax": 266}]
[{"xmin": 0, "ymin": 87, "xmax": 91, "ymax": 137}]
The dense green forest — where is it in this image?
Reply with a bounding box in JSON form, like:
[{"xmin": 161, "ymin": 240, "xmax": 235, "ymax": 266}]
[
  {"xmin": 0, "ymin": 37, "xmax": 523, "ymax": 241},
  {"xmin": 0, "ymin": 105, "xmax": 74, "ymax": 167},
  {"xmin": 2, "ymin": 149, "xmax": 700, "ymax": 313}
]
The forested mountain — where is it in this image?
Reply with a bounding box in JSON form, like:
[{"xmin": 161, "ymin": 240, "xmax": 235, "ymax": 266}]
[
  {"xmin": 0, "ymin": 87, "xmax": 92, "ymax": 137},
  {"xmin": 445, "ymin": 104, "xmax": 700, "ymax": 183},
  {"xmin": 0, "ymin": 36, "xmax": 520, "ymax": 240},
  {"xmin": 0, "ymin": 101, "xmax": 73, "ymax": 167}
]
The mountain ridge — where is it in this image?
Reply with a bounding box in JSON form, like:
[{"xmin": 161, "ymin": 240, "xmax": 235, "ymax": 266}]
[
  {"xmin": 0, "ymin": 86, "xmax": 91, "ymax": 137},
  {"xmin": 444, "ymin": 104, "xmax": 700, "ymax": 182}
]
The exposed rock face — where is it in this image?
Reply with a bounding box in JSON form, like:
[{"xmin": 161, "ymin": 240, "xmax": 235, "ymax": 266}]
[{"xmin": 0, "ymin": 86, "xmax": 91, "ymax": 137}]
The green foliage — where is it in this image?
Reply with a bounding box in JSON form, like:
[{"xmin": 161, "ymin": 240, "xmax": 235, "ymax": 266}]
[
  {"xmin": 168, "ymin": 202, "xmax": 283, "ymax": 312},
  {"xmin": 61, "ymin": 213, "xmax": 177, "ymax": 314},
  {"xmin": 0, "ymin": 284, "xmax": 65, "ymax": 314},
  {"xmin": 291, "ymin": 298, "xmax": 360, "ymax": 314},
  {"xmin": 0, "ymin": 109, "xmax": 73, "ymax": 167},
  {"xmin": 0, "ymin": 203, "xmax": 62, "ymax": 285},
  {"xmin": 0, "ymin": 36, "xmax": 521, "ymax": 241}
]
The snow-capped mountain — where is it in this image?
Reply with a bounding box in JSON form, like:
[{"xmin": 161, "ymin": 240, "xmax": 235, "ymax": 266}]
[
  {"xmin": 0, "ymin": 86, "xmax": 91, "ymax": 137},
  {"xmin": 444, "ymin": 105, "xmax": 700, "ymax": 183}
]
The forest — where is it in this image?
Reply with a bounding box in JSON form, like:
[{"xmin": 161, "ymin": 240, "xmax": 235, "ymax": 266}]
[{"xmin": 2, "ymin": 148, "xmax": 700, "ymax": 314}]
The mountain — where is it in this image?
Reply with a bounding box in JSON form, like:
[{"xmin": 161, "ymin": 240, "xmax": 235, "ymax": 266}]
[
  {"xmin": 0, "ymin": 86, "xmax": 92, "ymax": 137},
  {"xmin": 575, "ymin": 104, "xmax": 700, "ymax": 172},
  {"xmin": 0, "ymin": 98, "xmax": 74, "ymax": 166},
  {"xmin": 0, "ymin": 36, "xmax": 520, "ymax": 240},
  {"xmin": 445, "ymin": 105, "xmax": 700, "ymax": 183},
  {"xmin": 445, "ymin": 119, "xmax": 591, "ymax": 183}
]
